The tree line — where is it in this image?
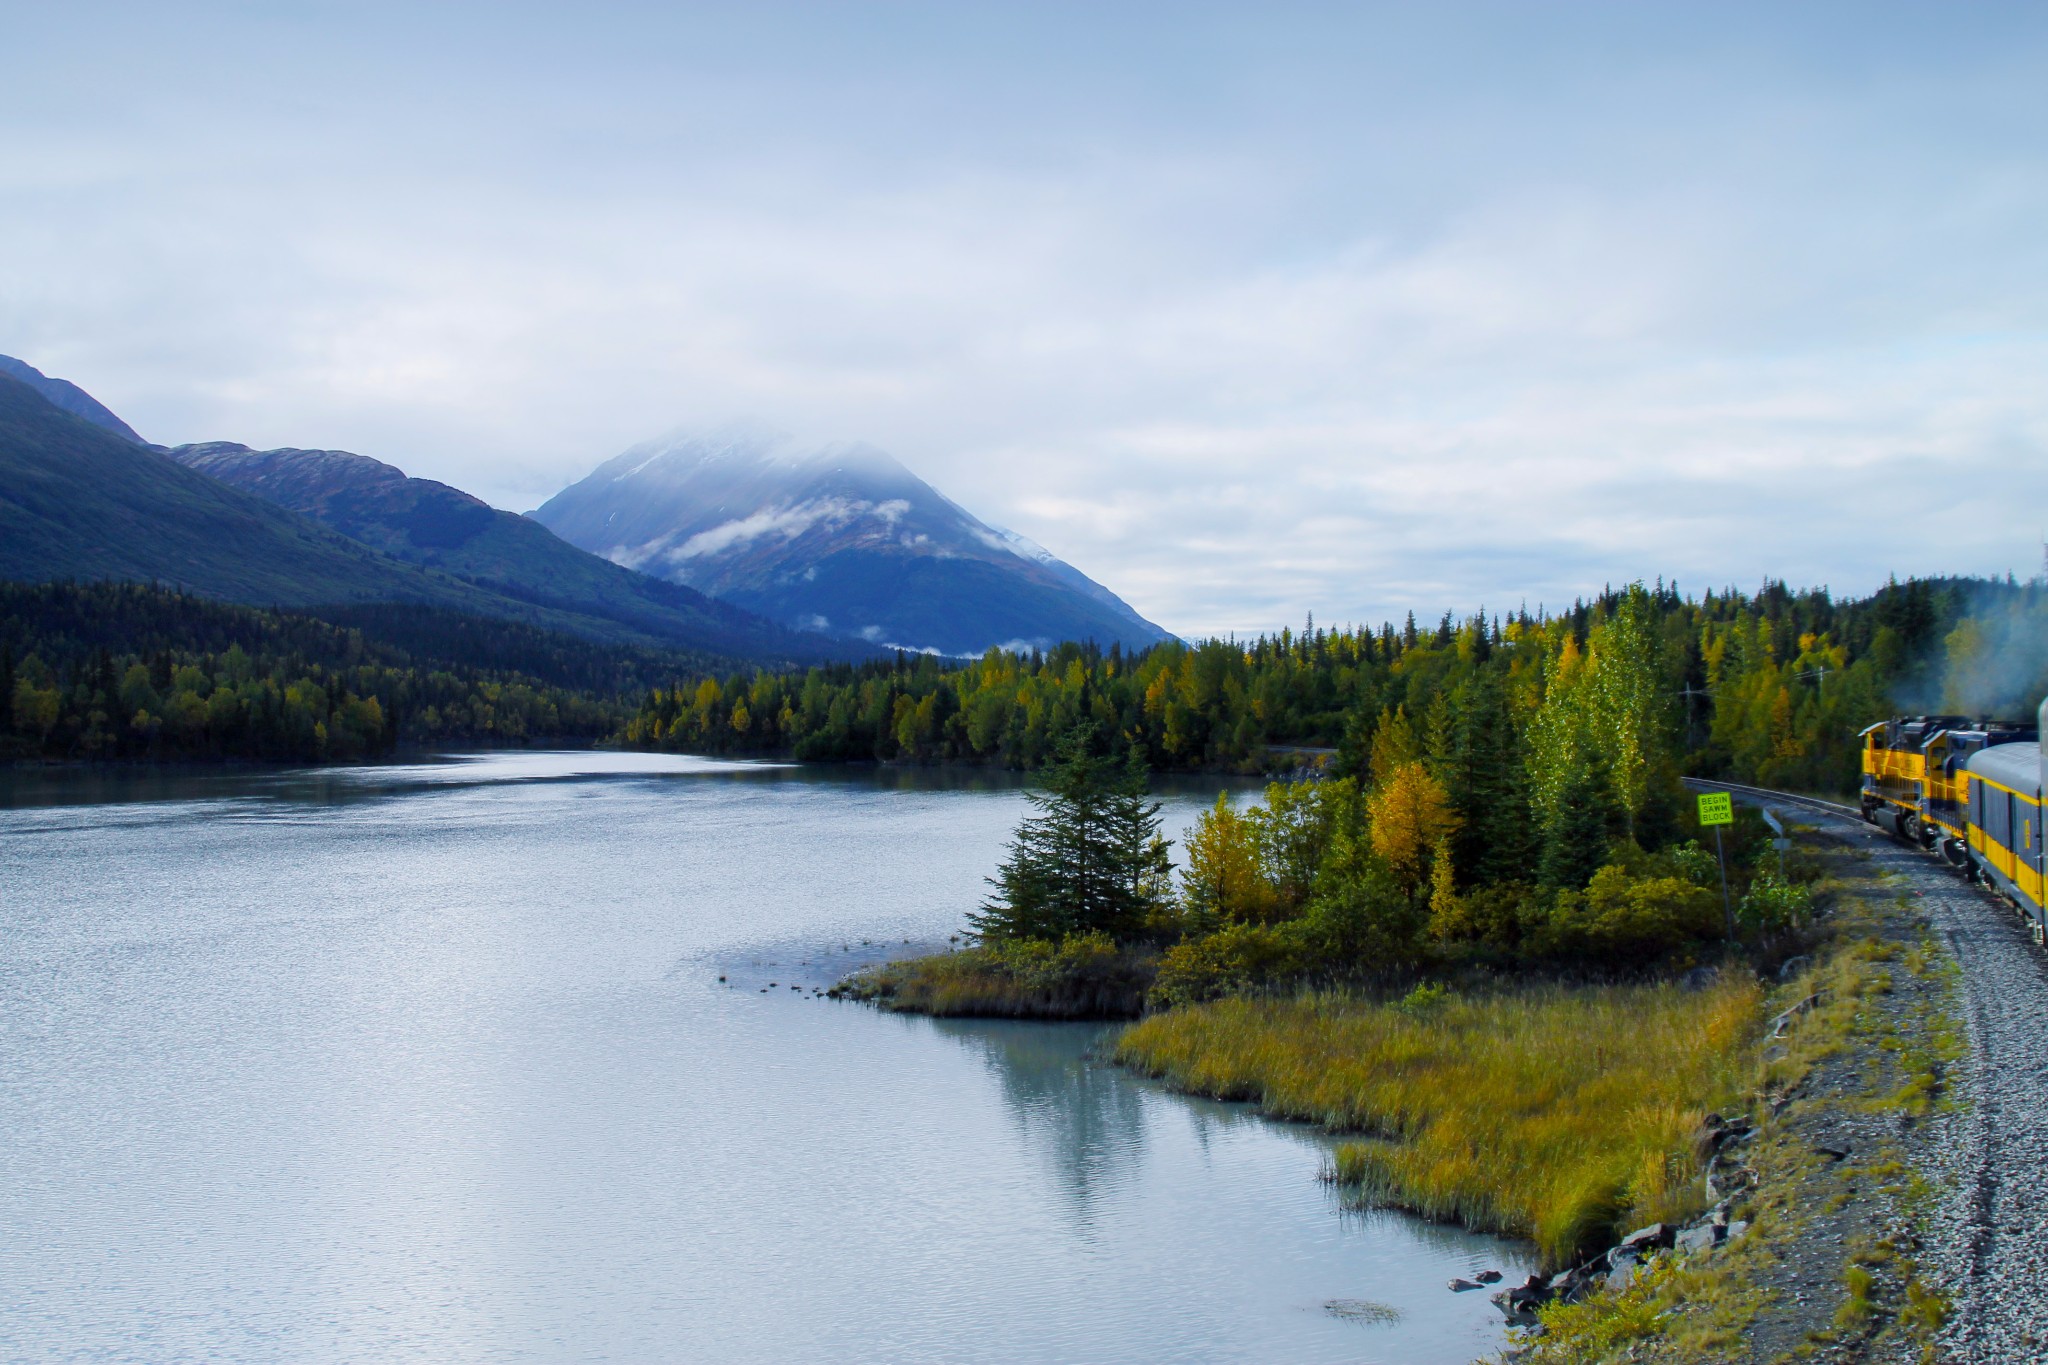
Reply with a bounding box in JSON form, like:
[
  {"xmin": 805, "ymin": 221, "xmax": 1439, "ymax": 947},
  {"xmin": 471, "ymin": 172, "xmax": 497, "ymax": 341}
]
[
  {"xmin": 0, "ymin": 581, "xmax": 649, "ymax": 762},
  {"xmin": 965, "ymin": 582, "xmax": 1858, "ymax": 998},
  {"xmin": 627, "ymin": 574, "xmax": 2046, "ymax": 795},
  {"xmin": 10, "ymin": 573, "xmax": 2041, "ymax": 776}
]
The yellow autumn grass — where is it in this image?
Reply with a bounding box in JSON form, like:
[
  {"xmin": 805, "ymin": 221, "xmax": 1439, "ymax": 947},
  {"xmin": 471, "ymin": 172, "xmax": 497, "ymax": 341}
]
[{"xmin": 1113, "ymin": 978, "xmax": 1762, "ymax": 1266}]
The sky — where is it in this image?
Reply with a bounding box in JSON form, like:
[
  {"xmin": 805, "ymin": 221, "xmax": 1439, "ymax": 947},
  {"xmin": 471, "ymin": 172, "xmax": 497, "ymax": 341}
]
[{"xmin": 5, "ymin": 2, "xmax": 2047, "ymax": 639}]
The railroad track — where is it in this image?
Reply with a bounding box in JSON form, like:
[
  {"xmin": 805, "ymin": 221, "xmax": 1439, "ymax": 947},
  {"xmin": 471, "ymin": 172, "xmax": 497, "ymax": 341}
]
[
  {"xmin": 1680, "ymin": 776, "xmax": 1862, "ymax": 825},
  {"xmin": 1684, "ymin": 774, "xmax": 2048, "ymax": 1360}
]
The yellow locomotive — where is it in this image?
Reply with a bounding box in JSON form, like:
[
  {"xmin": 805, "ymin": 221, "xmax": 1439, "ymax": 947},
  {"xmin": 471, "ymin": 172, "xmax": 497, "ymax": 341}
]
[{"xmin": 1861, "ymin": 700, "xmax": 2046, "ymax": 939}]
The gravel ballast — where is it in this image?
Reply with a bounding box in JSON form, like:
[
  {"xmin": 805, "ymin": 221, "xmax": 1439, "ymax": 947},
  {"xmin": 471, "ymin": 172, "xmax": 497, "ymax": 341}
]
[{"xmin": 1736, "ymin": 790, "xmax": 2048, "ymax": 1363}]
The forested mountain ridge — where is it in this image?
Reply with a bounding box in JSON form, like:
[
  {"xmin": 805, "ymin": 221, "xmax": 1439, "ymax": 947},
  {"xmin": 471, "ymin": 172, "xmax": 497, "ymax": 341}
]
[
  {"xmin": 168, "ymin": 441, "xmax": 867, "ymax": 665},
  {"xmin": 531, "ymin": 429, "xmax": 1172, "ymax": 657}
]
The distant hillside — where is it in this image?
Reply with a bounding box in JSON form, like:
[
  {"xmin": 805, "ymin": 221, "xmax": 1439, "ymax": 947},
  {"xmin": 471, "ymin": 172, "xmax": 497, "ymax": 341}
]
[
  {"xmin": 0, "ymin": 371, "xmax": 502, "ymax": 609},
  {"xmin": 168, "ymin": 441, "xmax": 865, "ymax": 665},
  {"xmin": 0, "ymin": 354, "xmax": 146, "ymax": 443},
  {"xmin": 531, "ymin": 429, "xmax": 1173, "ymax": 657}
]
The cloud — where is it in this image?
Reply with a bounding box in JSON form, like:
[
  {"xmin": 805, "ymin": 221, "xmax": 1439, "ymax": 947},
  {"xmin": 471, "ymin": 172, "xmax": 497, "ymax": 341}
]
[{"xmin": 3, "ymin": 3, "xmax": 2047, "ymax": 638}]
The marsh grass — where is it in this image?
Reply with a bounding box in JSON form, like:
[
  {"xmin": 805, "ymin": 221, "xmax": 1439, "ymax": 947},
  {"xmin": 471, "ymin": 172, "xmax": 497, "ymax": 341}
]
[
  {"xmin": 1114, "ymin": 977, "xmax": 1762, "ymax": 1265},
  {"xmin": 836, "ymin": 935, "xmax": 1158, "ymax": 1019}
]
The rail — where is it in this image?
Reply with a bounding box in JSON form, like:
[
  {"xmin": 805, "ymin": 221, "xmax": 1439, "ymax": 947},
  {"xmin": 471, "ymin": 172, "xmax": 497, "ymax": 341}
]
[{"xmin": 1681, "ymin": 777, "xmax": 1863, "ymax": 826}]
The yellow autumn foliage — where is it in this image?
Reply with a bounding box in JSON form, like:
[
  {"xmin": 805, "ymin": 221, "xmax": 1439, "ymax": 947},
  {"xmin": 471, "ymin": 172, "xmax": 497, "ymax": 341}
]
[{"xmin": 1366, "ymin": 760, "xmax": 1460, "ymax": 890}]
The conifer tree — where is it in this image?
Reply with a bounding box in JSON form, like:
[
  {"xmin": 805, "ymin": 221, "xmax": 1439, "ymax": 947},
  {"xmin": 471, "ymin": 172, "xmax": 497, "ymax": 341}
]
[
  {"xmin": 1446, "ymin": 672, "xmax": 1534, "ymax": 886},
  {"xmin": 1537, "ymin": 756, "xmax": 1619, "ymax": 891},
  {"xmin": 969, "ymin": 726, "xmax": 1170, "ymax": 942}
]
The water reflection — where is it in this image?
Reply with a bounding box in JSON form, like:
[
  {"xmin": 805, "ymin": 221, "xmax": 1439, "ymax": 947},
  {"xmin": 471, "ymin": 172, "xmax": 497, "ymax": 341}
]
[
  {"xmin": 0, "ymin": 748, "xmax": 1260, "ymax": 812},
  {"xmin": 0, "ymin": 751, "xmax": 1527, "ymax": 1364},
  {"xmin": 925, "ymin": 1019, "xmax": 1151, "ymax": 1234}
]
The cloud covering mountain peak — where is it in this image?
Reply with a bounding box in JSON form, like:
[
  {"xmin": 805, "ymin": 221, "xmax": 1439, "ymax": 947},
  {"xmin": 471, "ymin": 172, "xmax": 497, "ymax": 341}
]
[{"xmin": 533, "ymin": 430, "xmax": 1170, "ymax": 656}]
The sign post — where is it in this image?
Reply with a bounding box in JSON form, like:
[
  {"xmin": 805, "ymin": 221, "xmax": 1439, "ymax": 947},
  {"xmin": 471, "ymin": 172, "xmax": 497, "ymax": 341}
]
[{"xmin": 1698, "ymin": 791, "xmax": 1736, "ymax": 940}]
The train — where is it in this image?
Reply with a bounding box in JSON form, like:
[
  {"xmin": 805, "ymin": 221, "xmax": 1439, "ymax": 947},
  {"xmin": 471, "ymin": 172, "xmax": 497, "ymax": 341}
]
[{"xmin": 1861, "ymin": 698, "xmax": 2047, "ymax": 941}]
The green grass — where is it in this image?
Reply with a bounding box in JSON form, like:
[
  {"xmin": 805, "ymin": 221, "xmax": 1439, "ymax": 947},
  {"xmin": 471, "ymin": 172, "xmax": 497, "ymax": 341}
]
[{"xmin": 1114, "ymin": 977, "xmax": 1763, "ymax": 1265}]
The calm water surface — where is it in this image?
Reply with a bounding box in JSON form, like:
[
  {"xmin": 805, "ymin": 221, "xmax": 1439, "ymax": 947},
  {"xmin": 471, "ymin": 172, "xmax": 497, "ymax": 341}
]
[{"xmin": 0, "ymin": 752, "xmax": 1530, "ymax": 1363}]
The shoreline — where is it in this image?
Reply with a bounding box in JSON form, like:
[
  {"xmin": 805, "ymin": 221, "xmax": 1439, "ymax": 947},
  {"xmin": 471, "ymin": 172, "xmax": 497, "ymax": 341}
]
[{"xmin": 832, "ymin": 825, "xmax": 1974, "ymax": 1360}]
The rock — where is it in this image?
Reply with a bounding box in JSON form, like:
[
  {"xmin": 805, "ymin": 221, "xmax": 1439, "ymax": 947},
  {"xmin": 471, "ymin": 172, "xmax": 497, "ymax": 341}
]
[
  {"xmin": 1489, "ymin": 1286, "xmax": 1543, "ymax": 1326},
  {"xmin": 1491, "ymin": 1272, "xmax": 1553, "ymax": 1321},
  {"xmin": 1723, "ymin": 1219, "xmax": 1749, "ymax": 1244},
  {"xmin": 1448, "ymin": 1277, "xmax": 1482, "ymax": 1292},
  {"xmin": 1475, "ymin": 1269, "xmax": 1503, "ymax": 1283},
  {"xmin": 1619, "ymin": 1222, "xmax": 1675, "ymax": 1252},
  {"xmin": 1675, "ymin": 1223, "xmax": 1717, "ymax": 1255},
  {"xmin": 1549, "ymin": 1267, "xmax": 1601, "ymax": 1304},
  {"xmin": 1606, "ymin": 1259, "xmax": 1638, "ymax": 1292}
]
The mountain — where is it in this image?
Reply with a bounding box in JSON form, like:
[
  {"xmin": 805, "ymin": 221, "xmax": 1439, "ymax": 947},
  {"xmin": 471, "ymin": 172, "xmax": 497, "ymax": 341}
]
[
  {"xmin": 0, "ymin": 355, "xmax": 146, "ymax": 443},
  {"xmin": 0, "ymin": 371, "xmax": 475, "ymax": 606},
  {"xmin": 166, "ymin": 441, "xmax": 861, "ymax": 664},
  {"xmin": 530, "ymin": 430, "xmax": 1173, "ymax": 656},
  {"xmin": 0, "ymin": 369, "xmax": 847, "ymax": 665}
]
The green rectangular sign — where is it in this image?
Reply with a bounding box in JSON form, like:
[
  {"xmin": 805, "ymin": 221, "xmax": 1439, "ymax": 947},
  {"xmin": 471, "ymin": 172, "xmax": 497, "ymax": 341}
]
[{"xmin": 1697, "ymin": 791, "xmax": 1735, "ymax": 827}]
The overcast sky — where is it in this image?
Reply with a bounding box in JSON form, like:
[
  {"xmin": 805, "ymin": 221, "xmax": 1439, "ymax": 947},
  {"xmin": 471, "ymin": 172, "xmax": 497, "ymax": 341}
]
[{"xmin": 5, "ymin": 2, "xmax": 2047, "ymax": 638}]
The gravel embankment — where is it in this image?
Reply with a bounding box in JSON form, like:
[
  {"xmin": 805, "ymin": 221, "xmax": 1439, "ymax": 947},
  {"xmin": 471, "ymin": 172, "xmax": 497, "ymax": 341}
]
[
  {"xmin": 1749, "ymin": 794, "xmax": 2048, "ymax": 1362},
  {"xmin": 1851, "ymin": 834, "xmax": 2048, "ymax": 1362}
]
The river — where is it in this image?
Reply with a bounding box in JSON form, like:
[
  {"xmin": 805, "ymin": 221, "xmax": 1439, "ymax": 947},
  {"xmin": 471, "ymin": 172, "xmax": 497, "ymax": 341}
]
[{"xmin": 0, "ymin": 751, "xmax": 1530, "ymax": 1363}]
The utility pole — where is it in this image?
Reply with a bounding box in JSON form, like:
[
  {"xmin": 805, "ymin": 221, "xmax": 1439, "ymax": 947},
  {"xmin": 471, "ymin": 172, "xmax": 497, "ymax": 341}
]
[{"xmin": 1677, "ymin": 683, "xmax": 1714, "ymax": 752}]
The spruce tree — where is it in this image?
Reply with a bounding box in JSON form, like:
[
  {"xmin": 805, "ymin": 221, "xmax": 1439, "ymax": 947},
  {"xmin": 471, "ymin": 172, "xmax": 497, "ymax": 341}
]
[
  {"xmin": 1538, "ymin": 755, "xmax": 1619, "ymax": 891},
  {"xmin": 969, "ymin": 727, "xmax": 1169, "ymax": 943},
  {"xmin": 1446, "ymin": 672, "xmax": 1534, "ymax": 886}
]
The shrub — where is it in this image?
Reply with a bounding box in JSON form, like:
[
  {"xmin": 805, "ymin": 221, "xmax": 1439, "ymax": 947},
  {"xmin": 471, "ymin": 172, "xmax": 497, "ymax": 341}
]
[
  {"xmin": 1394, "ymin": 981, "xmax": 1450, "ymax": 1017},
  {"xmin": 1669, "ymin": 839, "xmax": 1721, "ymax": 889},
  {"xmin": 1739, "ymin": 867, "xmax": 1814, "ymax": 932},
  {"xmin": 1150, "ymin": 921, "xmax": 1310, "ymax": 1008},
  {"xmin": 1428, "ymin": 880, "xmax": 1539, "ymax": 952},
  {"xmin": 1535, "ymin": 865, "xmax": 1722, "ymax": 965}
]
